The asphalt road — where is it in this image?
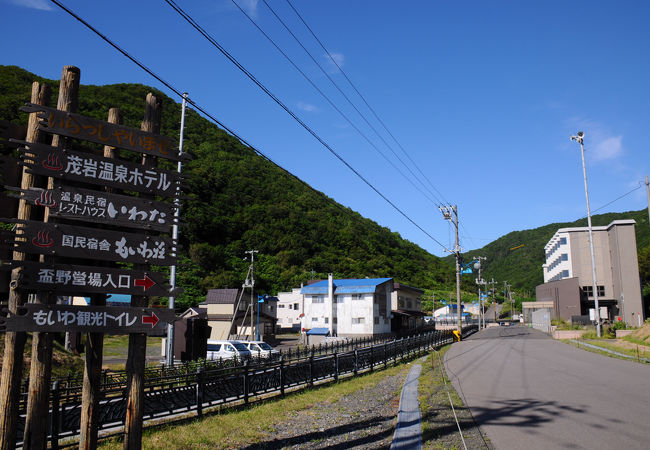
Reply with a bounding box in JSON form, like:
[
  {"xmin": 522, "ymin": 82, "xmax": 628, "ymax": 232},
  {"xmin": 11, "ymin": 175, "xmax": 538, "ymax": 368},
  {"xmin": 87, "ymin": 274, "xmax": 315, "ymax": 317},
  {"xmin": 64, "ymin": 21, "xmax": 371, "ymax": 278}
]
[{"xmin": 444, "ymin": 326, "xmax": 650, "ymax": 449}]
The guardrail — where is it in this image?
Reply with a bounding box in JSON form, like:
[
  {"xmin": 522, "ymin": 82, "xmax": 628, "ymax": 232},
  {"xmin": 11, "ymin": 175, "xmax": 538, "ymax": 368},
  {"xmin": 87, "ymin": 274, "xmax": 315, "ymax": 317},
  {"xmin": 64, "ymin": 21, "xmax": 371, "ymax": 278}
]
[{"xmin": 14, "ymin": 325, "xmax": 477, "ymax": 447}]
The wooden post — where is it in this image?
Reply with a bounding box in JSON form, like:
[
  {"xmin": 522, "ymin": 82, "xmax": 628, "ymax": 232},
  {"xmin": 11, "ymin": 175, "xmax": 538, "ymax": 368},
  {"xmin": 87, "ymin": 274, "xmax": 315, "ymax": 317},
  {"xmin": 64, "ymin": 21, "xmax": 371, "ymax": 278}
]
[
  {"xmin": 0, "ymin": 81, "xmax": 51, "ymax": 450},
  {"xmin": 24, "ymin": 65, "xmax": 80, "ymax": 450},
  {"xmin": 78, "ymin": 106, "xmax": 121, "ymax": 449},
  {"xmin": 124, "ymin": 93, "xmax": 162, "ymax": 450}
]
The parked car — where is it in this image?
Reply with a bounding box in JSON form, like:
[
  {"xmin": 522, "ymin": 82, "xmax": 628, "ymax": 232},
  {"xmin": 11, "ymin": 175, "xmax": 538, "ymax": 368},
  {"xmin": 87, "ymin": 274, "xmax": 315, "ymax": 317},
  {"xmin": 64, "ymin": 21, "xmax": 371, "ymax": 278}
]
[
  {"xmin": 206, "ymin": 340, "xmax": 252, "ymax": 361},
  {"xmin": 242, "ymin": 340, "xmax": 280, "ymax": 359}
]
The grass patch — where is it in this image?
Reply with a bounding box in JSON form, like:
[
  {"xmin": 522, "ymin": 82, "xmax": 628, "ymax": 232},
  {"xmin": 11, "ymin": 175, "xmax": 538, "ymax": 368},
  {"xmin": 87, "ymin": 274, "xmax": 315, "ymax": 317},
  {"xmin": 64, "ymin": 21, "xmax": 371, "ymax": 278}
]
[
  {"xmin": 99, "ymin": 360, "xmax": 410, "ymax": 449},
  {"xmin": 581, "ymin": 339, "xmax": 649, "ymax": 360}
]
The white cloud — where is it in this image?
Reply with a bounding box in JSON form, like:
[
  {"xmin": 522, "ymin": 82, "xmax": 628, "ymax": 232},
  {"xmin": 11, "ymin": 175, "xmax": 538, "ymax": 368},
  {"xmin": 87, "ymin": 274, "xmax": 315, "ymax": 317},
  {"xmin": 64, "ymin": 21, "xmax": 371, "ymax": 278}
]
[
  {"xmin": 237, "ymin": 0, "xmax": 259, "ymax": 18},
  {"xmin": 325, "ymin": 52, "xmax": 345, "ymax": 73},
  {"xmin": 296, "ymin": 101, "xmax": 319, "ymax": 113},
  {"xmin": 8, "ymin": 0, "xmax": 53, "ymax": 10},
  {"xmin": 593, "ymin": 136, "xmax": 623, "ymax": 161}
]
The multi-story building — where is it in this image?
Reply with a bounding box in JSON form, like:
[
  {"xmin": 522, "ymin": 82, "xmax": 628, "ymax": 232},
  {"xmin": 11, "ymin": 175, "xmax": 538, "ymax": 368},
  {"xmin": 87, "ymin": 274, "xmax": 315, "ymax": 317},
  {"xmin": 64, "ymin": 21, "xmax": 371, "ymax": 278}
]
[
  {"xmin": 538, "ymin": 219, "xmax": 644, "ymax": 325},
  {"xmin": 391, "ymin": 283, "xmax": 425, "ymax": 331},
  {"xmin": 300, "ymin": 275, "xmax": 393, "ymax": 337},
  {"xmin": 276, "ymin": 287, "xmax": 303, "ymax": 332}
]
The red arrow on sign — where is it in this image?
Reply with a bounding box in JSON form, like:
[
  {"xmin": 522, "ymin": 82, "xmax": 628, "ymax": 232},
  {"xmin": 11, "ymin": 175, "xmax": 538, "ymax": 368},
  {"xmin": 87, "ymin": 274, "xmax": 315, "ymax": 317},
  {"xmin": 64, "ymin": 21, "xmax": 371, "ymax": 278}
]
[
  {"xmin": 142, "ymin": 312, "xmax": 159, "ymax": 327},
  {"xmin": 134, "ymin": 275, "xmax": 155, "ymax": 291}
]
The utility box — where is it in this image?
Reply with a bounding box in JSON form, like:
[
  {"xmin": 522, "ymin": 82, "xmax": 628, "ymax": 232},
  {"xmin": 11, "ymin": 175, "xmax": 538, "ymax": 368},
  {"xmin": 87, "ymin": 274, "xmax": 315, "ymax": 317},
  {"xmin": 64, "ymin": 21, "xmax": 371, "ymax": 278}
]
[{"xmin": 173, "ymin": 317, "xmax": 211, "ymax": 362}]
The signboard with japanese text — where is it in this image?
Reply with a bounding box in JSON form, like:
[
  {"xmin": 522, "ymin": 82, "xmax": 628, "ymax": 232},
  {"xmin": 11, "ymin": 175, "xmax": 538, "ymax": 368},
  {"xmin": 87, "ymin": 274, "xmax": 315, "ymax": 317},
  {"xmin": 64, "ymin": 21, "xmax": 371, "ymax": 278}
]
[
  {"xmin": 9, "ymin": 220, "xmax": 176, "ymax": 265},
  {"xmin": 20, "ymin": 103, "xmax": 181, "ymax": 162},
  {"xmin": 1, "ymin": 304, "xmax": 176, "ymax": 334},
  {"xmin": 9, "ymin": 185, "xmax": 176, "ymax": 232},
  {"xmin": 0, "ymin": 260, "xmax": 179, "ymax": 297},
  {"xmin": 17, "ymin": 140, "xmax": 182, "ymax": 198}
]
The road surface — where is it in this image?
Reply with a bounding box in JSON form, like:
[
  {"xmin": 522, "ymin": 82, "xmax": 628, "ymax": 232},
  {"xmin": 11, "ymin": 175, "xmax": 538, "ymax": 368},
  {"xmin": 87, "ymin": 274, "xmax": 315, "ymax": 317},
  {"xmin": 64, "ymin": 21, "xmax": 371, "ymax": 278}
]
[{"xmin": 445, "ymin": 326, "xmax": 650, "ymax": 449}]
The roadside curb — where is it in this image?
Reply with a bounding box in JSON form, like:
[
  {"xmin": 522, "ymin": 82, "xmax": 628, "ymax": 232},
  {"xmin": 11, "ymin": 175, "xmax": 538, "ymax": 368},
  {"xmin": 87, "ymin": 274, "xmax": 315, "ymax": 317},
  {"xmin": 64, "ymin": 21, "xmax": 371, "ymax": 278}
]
[{"xmin": 391, "ymin": 361, "xmax": 423, "ymax": 449}]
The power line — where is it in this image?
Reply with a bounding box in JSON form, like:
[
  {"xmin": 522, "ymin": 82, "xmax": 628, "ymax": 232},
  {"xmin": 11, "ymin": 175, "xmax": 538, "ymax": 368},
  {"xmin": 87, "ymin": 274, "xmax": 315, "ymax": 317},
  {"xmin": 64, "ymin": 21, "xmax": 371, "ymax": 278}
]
[
  {"xmin": 285, "ymin": 0, "xmax": 451, "ymax": 206},
  {"xmin": 162, "ymin": 0, "xmax": 447, "ymax": 249},
  {"xmin": 259, "ymin": 0, "xmax": 445, "ymax": 206},
  {"xmin": 48, "ymin": 0, "xmax": 448, "ymax": 251},
  {"xmin": 592, "ymin": 182, "xmax": 644, "ymax": 214},
  {"xmin": 229, "ymin": 0, "xmax": 438, "ymax": 205}
]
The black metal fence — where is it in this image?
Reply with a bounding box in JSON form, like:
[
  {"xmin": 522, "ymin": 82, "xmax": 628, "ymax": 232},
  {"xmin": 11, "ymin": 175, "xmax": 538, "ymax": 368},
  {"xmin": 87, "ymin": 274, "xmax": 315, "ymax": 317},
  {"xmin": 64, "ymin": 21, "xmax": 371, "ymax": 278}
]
[{"xmin": 15, "ymin": 326, "xmax": 477, "ymax": 447}]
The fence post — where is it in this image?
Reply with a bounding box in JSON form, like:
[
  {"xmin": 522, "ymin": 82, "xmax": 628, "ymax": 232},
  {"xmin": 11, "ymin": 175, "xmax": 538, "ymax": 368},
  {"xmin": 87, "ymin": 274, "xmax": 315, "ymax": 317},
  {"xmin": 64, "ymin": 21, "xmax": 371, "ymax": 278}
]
[
  {"xmin": 279, "ymin": 356, "xmax": 285, "ymax": 397},
  {"xmin": 369, "ymin": 346, "xmax": 374, "ymax": 372},
  {"xmin": 353, "ymin": 350, "xmax": 358, "ymax": 376},
  {"xmin": 383, "ymin": 342, "xmax": 387, "ymax": 369},
  {"xmin": 195, "ymin": 367, "xmax": 204, "ymax": 418},
  {"xmin": 309, "ymin": 349, "xmax": 315, "ymax": 387},
  {"xmin": 243, "ymin": 360, "xmax": 250, "ymax": 405},
  {"xmin": 50, "ymin": 381, "xmax": 60, "ymax": 450},
  {"xmin": 334, "ymin": 352, "xmax": 339, "ymax": 382}
]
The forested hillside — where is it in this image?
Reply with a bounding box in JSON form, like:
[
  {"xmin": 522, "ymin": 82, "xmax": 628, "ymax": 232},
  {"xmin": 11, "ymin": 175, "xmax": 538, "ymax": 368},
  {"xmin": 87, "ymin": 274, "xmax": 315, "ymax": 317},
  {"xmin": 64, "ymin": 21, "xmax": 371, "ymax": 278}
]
[
  {"xmin": 0, "ymin": 65, "xmax": 455, "ymax": 309},
  {"xmin": 454, "ymin": 209, "xmax": 650, "ymax": 296}
]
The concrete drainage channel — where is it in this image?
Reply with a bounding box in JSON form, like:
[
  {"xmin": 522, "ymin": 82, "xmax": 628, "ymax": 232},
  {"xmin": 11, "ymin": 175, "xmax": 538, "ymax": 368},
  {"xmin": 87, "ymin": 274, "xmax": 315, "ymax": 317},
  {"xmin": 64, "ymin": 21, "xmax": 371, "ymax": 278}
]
[{"xmin": 570, "ymin": 339, "xmax": 650, "ymax": 363}]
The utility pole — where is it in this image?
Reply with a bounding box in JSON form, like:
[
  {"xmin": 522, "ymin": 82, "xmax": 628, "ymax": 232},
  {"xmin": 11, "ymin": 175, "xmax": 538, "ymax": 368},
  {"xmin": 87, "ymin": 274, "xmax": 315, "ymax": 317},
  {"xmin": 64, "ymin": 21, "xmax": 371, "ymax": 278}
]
[
  {"xmin": 440, "ymin": 205, "xmax": 461, "ymax": 333},
  {"xmin": 489, "ymin": 278, "xmax": 497, "ymax": 322},
  {"xmin": 473, "ymin": 256, "xmax": 486, "ymax": 330},
  {"xmin": 245, "ymin": 250, "xmax": 259, "ymax": 339},
  {"xmin": 571, "ymin": 131, "xmax": 601, "ymax": 337},
  {"xmin": 645, "ymin": 175, "xmax": 649, "ymax": 226},
  {"xmin": 166, "ymin": 92, "xmax": 188, "ymax": 367}
]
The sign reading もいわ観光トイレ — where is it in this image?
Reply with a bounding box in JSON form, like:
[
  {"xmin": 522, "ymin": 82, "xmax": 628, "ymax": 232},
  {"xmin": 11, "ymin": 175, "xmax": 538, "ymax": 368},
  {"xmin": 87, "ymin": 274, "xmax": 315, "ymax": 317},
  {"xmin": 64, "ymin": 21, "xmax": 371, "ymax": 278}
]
[{"xmin": 0, "ymin": 304, "xmax": 176, "ymax": 334}]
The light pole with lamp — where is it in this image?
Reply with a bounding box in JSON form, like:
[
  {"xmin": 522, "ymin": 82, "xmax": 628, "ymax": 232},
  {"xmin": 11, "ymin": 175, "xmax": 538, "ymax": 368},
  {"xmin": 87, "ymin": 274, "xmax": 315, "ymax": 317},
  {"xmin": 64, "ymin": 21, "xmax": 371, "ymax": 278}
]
[{"xmin": 570, "ymin": 131, "xmax": 601, "ymax": 337}]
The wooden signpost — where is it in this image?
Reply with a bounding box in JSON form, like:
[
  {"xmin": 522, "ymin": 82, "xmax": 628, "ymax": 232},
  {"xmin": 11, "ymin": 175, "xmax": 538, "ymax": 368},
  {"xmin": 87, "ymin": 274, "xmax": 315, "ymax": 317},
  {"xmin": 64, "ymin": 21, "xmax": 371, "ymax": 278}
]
[{"xmin": 0, "ymin": 67, "xmax": 185, "ymax": 450}]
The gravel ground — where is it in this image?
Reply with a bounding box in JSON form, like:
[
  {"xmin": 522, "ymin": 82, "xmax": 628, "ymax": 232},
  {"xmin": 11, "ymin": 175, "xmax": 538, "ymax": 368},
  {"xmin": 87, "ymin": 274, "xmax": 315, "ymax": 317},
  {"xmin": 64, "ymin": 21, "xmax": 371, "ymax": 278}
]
[
  {"xmin": 236, "ymin": 354, "xmax": 490, "ymax": 450},
  {"xmin": 241, "ymin": 367, "xmax": 409, "ymax": 449}
]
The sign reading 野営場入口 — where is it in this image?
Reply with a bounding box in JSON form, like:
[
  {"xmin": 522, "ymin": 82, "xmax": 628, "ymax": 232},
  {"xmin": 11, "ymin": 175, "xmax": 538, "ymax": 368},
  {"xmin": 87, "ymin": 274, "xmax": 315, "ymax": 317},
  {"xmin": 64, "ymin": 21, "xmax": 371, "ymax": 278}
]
[
  {"xmin": 0, "ymin": 304, "xmax": 176, "ymax": 334},
  {"xmin": 20, "ymin": 103, "xmax": 181, "ymax": 161},
  {"xmin": 8, "ymin": 185, "xmax": 177, "ymax": 232},
  {"xmin": 16, "ymin": 140, "xmax": 182, "ymax": 198},
  {"xmin": 0, "ymin": 260, "xmax": 180, "ymax": 297},
  {"xmin": 8, "ymin": 220, "xmax": 176, "ymax": 265}
]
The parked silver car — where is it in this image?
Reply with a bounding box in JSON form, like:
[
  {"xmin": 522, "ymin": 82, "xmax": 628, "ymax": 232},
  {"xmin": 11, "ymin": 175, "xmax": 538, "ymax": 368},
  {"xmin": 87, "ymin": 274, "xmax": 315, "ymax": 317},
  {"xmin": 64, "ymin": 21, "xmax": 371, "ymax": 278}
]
[
  {"xmin": 242, "ymin": 340, "xmax": 280, "ymax": 359},
  {"xmin": 206, "ymin": 340, "xmax": 252, "ymax": 361}
]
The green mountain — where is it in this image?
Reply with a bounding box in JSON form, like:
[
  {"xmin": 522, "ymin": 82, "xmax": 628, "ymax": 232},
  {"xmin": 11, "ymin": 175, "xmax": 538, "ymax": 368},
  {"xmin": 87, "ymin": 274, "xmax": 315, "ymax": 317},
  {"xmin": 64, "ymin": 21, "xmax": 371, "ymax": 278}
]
[
  {"xmin": 451, "ymin": 209, "xmax": 650, "ymax": 296},
  {"xmin": 0, "ymin": 65, "xmax": 455, "ymax": 309}
]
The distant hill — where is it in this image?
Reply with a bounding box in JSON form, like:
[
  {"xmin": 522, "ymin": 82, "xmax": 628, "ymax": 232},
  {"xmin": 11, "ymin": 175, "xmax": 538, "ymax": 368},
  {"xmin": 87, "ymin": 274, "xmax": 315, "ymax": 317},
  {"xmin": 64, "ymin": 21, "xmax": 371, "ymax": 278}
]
[
  {"xmin": 450, "ymin": 209, "xmax": 650, "ymax": 295},
  {"xmin": 0, "ymin": 65, "xmax": 455, "ymax": 309}
]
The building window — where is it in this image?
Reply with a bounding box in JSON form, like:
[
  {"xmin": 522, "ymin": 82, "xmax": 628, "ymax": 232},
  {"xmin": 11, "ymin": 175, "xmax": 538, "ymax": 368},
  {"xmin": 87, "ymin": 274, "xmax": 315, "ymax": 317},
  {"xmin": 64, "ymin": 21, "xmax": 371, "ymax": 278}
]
[
  {"xmin": 334, "ymin": 295, "xmax": 345, "ymax": 303},
  {"xmin": 333, "ymin": 318, "xmax": 337, "ymax": 324},
  {"xmin": 351, "ymin": 317, "xmax": 365, "ymax": 324},
  {"xmin": 311, "ymin": 296, "xmax": 323, "ymax": 304},
  {"xmin": 598, "ymin": 286, "xmax": 605, "ymax": 296},
  {"xmin": 407, "ymin": 300, "xmax": 412, "ymax": 309},
  {"xmin": 560, "ymin": 237, "xmax": 567, "ymax": 245},
  {"xmin": 561, "ymin": 270, "xmax": 569, "ymax": 278},
  {"xmin": 352, "ymin": 294, "xmax": 364, "ymax": 300},
  {"xmin": 311, "ymin": 317, "xmax": 318, "ymax": 322},
  {"xmin": 398, "ymin": 299, "xmax": 404, "ymax": 308},
  {"xmin": 279, "ymin": 304, "xmax": 285, "ymax": 308},
  {"xmin": 374, "ymin": 317, "xmax": 379, "ymax": 325},
  {"xmin": 324, "ymin": 317, "xmax": 329, "ymax": 324},
  {"xmin": 561, "ymin": 253, "xmax": 568, "ymax": 261},
  {"xmin": 294, "ymin": 303, "xmax": 299, "ymax": 310}
]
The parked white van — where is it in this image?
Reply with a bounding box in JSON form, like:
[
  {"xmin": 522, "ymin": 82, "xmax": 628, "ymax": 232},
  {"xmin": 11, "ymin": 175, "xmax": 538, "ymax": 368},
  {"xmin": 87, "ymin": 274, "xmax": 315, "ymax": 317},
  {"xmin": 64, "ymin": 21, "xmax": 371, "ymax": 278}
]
[
  {"xmin": 206, "ymin": 340, "xmax": 252, "ymax": 361},
  {"xmin": 242, "ymin": 341, "xmax": 280, "ymax": 359}
]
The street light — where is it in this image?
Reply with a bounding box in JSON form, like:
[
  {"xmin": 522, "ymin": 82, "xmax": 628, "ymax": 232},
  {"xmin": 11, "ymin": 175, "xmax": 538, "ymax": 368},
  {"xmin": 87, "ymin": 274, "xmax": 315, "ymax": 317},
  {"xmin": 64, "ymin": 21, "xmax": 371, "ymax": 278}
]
[{"xmin": 570, "ymin": 131, "xmax": 601, "ymax": 337}]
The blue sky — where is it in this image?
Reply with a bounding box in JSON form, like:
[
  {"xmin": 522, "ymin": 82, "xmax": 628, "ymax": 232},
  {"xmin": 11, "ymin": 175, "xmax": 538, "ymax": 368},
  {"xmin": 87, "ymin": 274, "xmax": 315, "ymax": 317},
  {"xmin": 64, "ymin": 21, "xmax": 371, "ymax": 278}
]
[{"xmin": 2, "ymin": 0, "xmax": 649, "ymax": 257}]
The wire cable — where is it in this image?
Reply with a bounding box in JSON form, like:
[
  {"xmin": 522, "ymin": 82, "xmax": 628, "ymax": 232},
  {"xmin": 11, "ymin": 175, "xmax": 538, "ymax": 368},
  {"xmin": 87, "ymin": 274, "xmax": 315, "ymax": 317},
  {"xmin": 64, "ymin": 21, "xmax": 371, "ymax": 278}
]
[
  {"xmin": 229, "ymin": 0, "xmax": 438, "ymax": 205},
  {"xmin": 48, "ymin": 0, "xmax": 447, "ymax": 251},
  {"xmin": 592, "ymin": 182, "xmax": 643, "ymax": 214},
  {"xmin": 162, "ymin": 0, "xmax": 447, "ymax": 249},
  {"xmin": 285, "ymin": 0, "xmax": 451, "ymax": 206},
  {"xmin": 259, "ymin": 0, "xmax": 444, "ymax": 206}
]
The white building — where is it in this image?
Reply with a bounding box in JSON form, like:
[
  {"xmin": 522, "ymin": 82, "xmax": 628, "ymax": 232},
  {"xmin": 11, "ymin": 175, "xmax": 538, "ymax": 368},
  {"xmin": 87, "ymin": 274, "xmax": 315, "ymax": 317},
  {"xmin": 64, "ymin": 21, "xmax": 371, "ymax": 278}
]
[
  {"xmin": 276, "ymin": 287, "xmax": 303, "ymax": 331},
  {"xmin": 540, "ymin": 219, "xmax": 644, "ymax": 324},
  {"xmin": 300, "ymin": 275, "xmax": 393, "ymax": 337}
]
